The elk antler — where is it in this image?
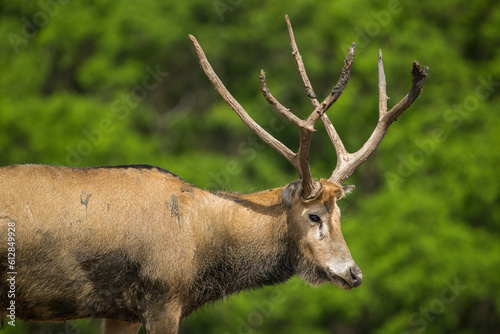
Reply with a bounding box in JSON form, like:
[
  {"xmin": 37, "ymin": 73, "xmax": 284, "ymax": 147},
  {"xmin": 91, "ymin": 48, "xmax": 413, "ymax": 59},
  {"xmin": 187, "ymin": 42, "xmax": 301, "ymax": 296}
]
[
  {"xmin": 189, "ymin": 17, "xmax": 354, "ymax": 199},
  {"xmin": 189, "ymin": 15, "xmax": 428, "ymax": 198}
]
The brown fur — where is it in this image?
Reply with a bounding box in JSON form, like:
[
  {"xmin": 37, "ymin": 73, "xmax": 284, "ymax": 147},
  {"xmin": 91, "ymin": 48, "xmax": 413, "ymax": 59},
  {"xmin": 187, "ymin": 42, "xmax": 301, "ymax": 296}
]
[{"xmin": 0, "ymin": 164, "xmax": 361, "ymax": 334}]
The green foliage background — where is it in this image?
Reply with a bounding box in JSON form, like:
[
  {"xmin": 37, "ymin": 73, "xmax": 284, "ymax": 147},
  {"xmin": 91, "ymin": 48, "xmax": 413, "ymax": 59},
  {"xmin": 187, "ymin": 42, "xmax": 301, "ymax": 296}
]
[{"xmin": 1, "ymin": 0, "xmax": 499, "ymax": 333}]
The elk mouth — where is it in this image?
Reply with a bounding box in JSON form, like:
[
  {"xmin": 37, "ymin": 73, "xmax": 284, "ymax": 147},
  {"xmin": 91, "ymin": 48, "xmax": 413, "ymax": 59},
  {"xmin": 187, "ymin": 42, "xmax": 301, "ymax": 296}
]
[
  {"xmin": 325, "ymin": 264, "xmax": 362, "ymax": 290},
  {"xmin": 327, "ymin": 272, "xmax": 354, "ymax": 290}
]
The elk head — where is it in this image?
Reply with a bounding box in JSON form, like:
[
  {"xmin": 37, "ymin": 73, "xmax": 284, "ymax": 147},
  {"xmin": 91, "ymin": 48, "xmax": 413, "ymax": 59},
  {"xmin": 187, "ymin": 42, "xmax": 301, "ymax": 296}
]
[{"xmin": 189, "ymin": 16, "xmax": 428, "ymax": 290}]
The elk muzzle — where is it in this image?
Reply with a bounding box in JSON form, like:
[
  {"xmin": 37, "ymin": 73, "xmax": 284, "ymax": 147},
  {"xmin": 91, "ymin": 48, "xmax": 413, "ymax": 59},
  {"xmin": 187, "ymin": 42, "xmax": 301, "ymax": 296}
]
[{"xmin": 327, "ymin": 260, "xmax": 363, "ymax": 290}]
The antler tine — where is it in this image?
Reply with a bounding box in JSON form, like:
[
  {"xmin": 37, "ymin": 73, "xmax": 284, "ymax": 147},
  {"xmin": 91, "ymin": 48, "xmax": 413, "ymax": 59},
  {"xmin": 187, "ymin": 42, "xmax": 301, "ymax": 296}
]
[
  {"xmin": 329, "ymin": 51, "xmax": 429, "ymax": 184},
  {"xmin": 378, "ymin": 49, "xmax": 389, "ymax": 117},
  {"xmin": 318, "ymin": 44, "xmax": 356, "ymax": 176},
  {"xmin": 285, "ymin": 15, "xmax": 319, "ymax": 108},
  {"xmin": 259, "ymin": 70, "xmax": 309, "ymax": 131}
]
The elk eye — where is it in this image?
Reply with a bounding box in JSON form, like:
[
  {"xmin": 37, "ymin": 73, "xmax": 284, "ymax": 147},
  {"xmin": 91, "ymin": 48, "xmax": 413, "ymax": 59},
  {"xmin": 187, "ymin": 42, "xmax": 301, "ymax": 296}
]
[{"xmin": 308, "ymin": 214, "xmax": 321, "ymax": 223}]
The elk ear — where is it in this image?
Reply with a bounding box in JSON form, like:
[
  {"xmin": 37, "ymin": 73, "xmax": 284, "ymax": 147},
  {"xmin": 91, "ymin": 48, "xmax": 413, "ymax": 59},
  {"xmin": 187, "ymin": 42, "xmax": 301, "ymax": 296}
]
[
  {"xmin": 283, "ymin": 181, "xmax": 302, "ymax": 207},
  {"xmin": 335, "ymin": 184, "xmax": 355, "ymax": 200},
  {"xmin": 342, "ymin": 184, "xmax": 355, "ymax": 195},
  {"xmin": 283, "ymin": 181, "xmax": 323, "ymax": 206}
]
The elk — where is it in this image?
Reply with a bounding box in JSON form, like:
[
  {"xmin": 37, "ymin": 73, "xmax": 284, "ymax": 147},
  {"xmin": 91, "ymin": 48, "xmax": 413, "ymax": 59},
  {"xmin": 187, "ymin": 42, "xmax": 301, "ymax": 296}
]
[{"xmin": 0, "ymin": 15, "xmax": 428, "ymax": 334}]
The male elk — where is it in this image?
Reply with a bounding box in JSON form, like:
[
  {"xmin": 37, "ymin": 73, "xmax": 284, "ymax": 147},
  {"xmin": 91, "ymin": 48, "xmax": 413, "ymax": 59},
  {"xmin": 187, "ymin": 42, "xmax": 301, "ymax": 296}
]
[{"xmin": 0, "ymin": 16, "xmax": 428, "ymax": 334}]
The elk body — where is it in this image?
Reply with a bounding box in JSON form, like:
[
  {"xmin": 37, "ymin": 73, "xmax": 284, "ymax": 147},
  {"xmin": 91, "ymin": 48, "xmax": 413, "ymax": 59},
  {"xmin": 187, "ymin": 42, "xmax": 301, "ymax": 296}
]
[{"xmin": 0, "ymin": 16, "xmax": 428, "ymax": 334}]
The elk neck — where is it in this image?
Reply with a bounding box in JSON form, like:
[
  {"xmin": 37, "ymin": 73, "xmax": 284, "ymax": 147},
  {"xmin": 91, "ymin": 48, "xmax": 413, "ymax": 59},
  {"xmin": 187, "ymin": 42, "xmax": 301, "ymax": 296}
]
[{"xmin": 185, "ymin": 186, "xmax": 296, "ymax": 314}]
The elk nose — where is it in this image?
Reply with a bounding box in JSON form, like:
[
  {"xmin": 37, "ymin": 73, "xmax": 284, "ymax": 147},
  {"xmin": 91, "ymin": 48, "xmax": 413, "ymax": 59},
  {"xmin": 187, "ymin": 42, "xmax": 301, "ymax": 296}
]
[{"xmin": 350, "ymin": 265, "xmax": 363, "ymax": 288}]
